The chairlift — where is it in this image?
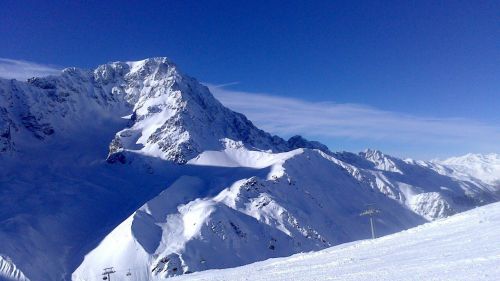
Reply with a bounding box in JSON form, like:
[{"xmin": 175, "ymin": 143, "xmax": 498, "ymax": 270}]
[
  {"xmin": 126, "ymin": 268, "xmax": 132, "ymax": 277},
  {"xmin": 102, "ymin": 277, "xmax": 107, "ymax": 280}
]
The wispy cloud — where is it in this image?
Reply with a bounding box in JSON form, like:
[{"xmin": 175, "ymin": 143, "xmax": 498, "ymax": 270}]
[
  {"xmin": 209, "ymin": 81, "xmax": 240, "ymax": 88},
  {"xmin": 207, "ymin": 83, "xmax": 500, "ymax": 155},
  {"xmin": 0, "ymin": 58, "xmax": 62, "ymax": 81}
]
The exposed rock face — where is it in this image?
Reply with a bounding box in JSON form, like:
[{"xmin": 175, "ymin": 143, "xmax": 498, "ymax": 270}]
[{"xmin": 287, "ymin": 135, "xmax": 329, "ymax": 151}]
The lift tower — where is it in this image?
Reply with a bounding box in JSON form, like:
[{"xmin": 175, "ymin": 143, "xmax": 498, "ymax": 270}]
[{"xmin": 360, "ymin": 204, "xmax": 381, "ymax": 239}]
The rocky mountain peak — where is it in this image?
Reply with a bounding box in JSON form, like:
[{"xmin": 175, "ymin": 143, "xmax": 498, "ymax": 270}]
[
  {"xmin": 104, "ymin": 58, "xmax": 329, "ymax": 163},
  {"xmin": 359, "ymin": 149, "xmax": 403, "ymax": 174},
  {"xmin": 1, "ymin": 57, "xmax": 330, "ymax": 163}
]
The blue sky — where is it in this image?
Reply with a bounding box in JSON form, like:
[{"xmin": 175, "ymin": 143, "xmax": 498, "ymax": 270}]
[{"xmin": 0, "ymin": 0, "xmax": 498, "ymax": 159}]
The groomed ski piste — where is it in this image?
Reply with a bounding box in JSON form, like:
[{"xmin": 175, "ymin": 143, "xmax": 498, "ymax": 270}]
[{"xmin": 171, "ymin": 201, "xmax": 500, "ymax": 281}]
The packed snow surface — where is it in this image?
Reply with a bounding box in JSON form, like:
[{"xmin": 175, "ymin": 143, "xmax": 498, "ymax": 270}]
[{"xmin": 171, "ymin": 202, "xmax": 500, "ymax": 281}]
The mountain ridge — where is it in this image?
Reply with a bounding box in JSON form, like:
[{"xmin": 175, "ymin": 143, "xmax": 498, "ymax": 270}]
[
  {"xmin": 433, "ymin": 153, "xmax": 500, "ymax": 186},
  {"xmin": 0, "ymin": 57, "xmax": 330, "ymax": 164},
  {"xmin": 169, "ymin": 201, "xmax": 500, "ymax": 281}
]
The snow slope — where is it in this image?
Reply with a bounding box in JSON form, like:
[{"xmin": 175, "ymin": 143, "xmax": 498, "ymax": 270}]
[
  {"xmin": 72, "ymin": 146, "xmax": 498, "ymax": 281},
  {"xmin": 336, "ymin": 150, "xmax": 497, "ymax": 219},
  {"xmin": 72, "ymin": 147, "xmax": 425, "ymax": 281},
  {"xmin": 0, "ymin": 57, "xmax": 498, "ymax": 281},
  {"xmin": 171, "ymin": 201, "xmax": 500, "ymax": 281}
]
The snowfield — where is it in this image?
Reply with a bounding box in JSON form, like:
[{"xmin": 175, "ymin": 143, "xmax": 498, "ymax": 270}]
[{"xmin": 172, "ymin": 202, "xmax": 500, "ymax": 281}]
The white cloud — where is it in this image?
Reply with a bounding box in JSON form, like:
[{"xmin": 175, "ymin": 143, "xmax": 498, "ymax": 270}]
[
  {"xmin": 207, "ymin": 83, "xmax": 500, "ymax": 150},
  {"xmin": 0, "ymin": 58, "xmax": 62, "ymax": 81}
]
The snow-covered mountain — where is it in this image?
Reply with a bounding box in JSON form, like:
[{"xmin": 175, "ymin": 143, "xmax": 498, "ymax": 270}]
[
  {"xmin": 434, "ymin": 153, "xmax": 500, "ymax": 187},
  {"xmin": 0, "ymin": 57, "xmax": 323, "ymax": 163},
  {"xmin": 169, "ymin": 201, "xmax": 500, "ymax": 281},
  {"xmin": 73, "ymin": 147, "xmax": 498, "ymax": 281},
  {"xmin": 0, "ymin": 57, "xmax": 498, "ymax": 281}
]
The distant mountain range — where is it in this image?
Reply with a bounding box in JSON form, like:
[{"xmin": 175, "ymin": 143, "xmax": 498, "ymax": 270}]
[
  {"xmin": 434, "ymin": 153, "xmax": 500, "ymax": 186},
  {"xmin": 0, "ymin": 58, "xmax": 498, "ymax": 281}
]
